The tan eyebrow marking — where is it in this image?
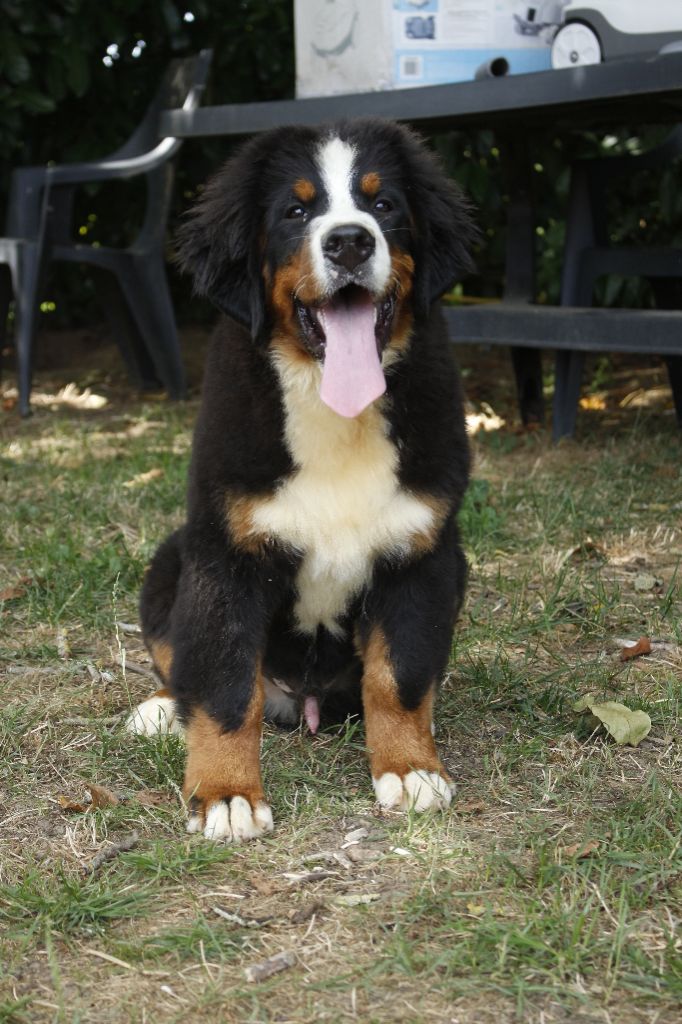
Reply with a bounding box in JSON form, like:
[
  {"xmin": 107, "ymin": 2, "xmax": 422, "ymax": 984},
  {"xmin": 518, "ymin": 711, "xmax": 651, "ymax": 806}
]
[
  {"xmin": 360, "ymin": 171, "xmax": 381, "ymax": 197},
  {"xmin": 293, "ymin": 177, "xmax": 316, "ymax": 202}
]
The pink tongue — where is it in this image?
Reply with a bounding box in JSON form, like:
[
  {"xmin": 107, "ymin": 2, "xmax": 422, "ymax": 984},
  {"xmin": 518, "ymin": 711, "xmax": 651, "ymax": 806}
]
[{"xmin": 318, "ymin": 293, "xmax": 386, "ymax": 418}]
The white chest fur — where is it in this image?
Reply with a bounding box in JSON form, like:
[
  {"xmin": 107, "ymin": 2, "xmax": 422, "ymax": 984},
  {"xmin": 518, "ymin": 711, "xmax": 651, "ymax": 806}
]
[{"xmin": 250, "ymin": 349, "xmax": 435, "ymax": 636}]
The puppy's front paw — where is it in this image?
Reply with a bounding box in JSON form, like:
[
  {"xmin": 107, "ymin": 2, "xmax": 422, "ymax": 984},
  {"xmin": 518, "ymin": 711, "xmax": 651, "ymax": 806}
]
[
  {"xmin": 373, "ymin": 769, "xmax": 455, "ymax": 812},
  {"xmin": 186, "ymin": 794, "xmax": 274, "ymax": 843}
]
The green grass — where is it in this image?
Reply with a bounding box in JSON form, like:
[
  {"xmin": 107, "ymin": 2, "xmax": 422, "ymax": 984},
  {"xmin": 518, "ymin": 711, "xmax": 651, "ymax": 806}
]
[
  {"xmin": 1, "ymin": 351, "xmax": 681, "ymax": 1022},
  {"xmin": 0, "ymin": 869, "xmax": 151, "ymax": 939}
]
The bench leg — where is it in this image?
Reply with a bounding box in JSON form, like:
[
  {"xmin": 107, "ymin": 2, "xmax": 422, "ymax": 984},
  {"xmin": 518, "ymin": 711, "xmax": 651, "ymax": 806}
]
[
  {"xmin": 510, "ymin": 347, "xmax": 544, "ymax": 425},
  {"xmin": 665, "ymin": 355, "xmax": 682, "ymax": 428},
  {"xmin": 552, "ymin": 350, "xmax": 585, "ymax": 441}
]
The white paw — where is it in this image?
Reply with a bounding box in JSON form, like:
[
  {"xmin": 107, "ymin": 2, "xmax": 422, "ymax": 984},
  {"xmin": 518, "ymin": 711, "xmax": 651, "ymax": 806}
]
[
  {"xmin": 373, "ymin": 770, "xmax": 455, "ymax": 812},
  {"xmin": 125, "ymin": 695, "xmax": 183, "ymax": 737},
  {"xmin": 187, "ymin": 796, "xmax": 274, "ymax": 843}
]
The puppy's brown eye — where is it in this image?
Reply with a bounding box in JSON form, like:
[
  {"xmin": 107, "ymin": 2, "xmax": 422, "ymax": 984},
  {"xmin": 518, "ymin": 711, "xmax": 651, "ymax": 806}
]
[
  {"xmin": 373, "ymin": 197, "xmax": 393, "ymax": 213},
  {"xmin": 286, "ymin": 204, "xmax": 307, "ymax": 219}
]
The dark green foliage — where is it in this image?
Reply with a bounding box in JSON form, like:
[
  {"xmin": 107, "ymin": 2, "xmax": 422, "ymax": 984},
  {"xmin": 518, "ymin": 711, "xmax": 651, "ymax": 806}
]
[
  {"xmin": 0, "ymin": 0, "xmax": 295, "ymax": 326},
  {"xmin": 0, "ymin": 0, "xmax": 294, "ymax": 168}
]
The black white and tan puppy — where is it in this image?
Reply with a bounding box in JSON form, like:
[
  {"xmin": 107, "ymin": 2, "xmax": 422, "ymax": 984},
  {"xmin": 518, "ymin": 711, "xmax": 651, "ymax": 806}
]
[{"xmin": 127, "ymin": 117, "xmax": 476, "ymax": 842}]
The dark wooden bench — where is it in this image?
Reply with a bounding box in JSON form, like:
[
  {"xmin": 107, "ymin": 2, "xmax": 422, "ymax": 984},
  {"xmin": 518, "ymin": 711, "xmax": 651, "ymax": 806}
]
[{"xmin": 160, "ymin": 51, "xmax": 682, "ymax": 439}]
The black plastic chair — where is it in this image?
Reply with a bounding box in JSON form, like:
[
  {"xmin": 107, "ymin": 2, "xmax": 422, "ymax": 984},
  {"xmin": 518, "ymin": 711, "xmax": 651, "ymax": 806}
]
[
  {"xmin": 1, "ymin": 49, "xmax": 212, "ymax": 416},
  {"xmin": 554, "ymin": 126, "xmax": 682, "ymax": 439}
]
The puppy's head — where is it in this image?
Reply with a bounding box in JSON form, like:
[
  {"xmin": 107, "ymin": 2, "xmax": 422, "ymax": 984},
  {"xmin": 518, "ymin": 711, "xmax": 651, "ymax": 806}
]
[{"xmin": 177, "ymin": 118, "xmax": 476, "ymax": 417}]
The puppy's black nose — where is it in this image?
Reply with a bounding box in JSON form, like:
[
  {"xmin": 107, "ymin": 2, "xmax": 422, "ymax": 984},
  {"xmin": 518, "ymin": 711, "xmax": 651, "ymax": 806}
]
[{"xmin": 322, "ymin": 224, "xmax": 375, "ymax": 271}]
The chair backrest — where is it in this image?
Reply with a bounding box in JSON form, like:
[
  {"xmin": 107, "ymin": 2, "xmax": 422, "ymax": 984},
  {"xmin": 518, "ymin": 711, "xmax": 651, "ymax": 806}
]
[
  {"xmin": 134, "ymin": 50, "xmax": 213, "ymax": 250},
  {"xmin": 111, "ymin": 49, "xmax": 213, "ymax": 161}
]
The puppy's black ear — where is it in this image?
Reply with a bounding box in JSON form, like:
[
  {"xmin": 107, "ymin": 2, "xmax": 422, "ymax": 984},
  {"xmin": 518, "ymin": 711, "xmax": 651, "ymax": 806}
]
[
  {"xmin": 399, "ymin": 128, "xmax": 478, "ymax": 318},
  {"xmin": 175, "ymin": 134, "xmax": 276, "ymax": 338}
]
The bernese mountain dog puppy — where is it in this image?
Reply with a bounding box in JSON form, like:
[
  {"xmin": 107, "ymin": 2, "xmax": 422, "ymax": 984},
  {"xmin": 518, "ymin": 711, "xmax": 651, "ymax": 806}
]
[{"xmin": 127, "ymin": 117, "xmax": 476, "ymax": 842}]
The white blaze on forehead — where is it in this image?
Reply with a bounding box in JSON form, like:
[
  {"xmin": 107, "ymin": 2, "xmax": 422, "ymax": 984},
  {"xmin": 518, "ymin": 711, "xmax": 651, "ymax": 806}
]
[
  {"xmin": 309, "ymin": 134, "xmax": 391, "ymax": 296},
  {"xmin": 318, "ymin": 136, "xmax": 358, "ymax": 217}
]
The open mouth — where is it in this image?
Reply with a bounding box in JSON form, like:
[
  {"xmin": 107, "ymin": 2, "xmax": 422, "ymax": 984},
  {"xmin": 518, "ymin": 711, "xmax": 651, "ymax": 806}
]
[
  {"xmin": 294, "ymin": 284, "xmax": 396, "ymax": 359},
  {"xmin": 293, "ymin": 284, "xmax": 396, "ymax": 419}
]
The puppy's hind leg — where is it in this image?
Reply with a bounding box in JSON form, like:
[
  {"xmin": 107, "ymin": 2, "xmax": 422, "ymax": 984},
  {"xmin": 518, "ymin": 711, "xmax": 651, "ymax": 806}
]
[{"xmin": 126, "ymin": 529, "xmax": 184, "ymax": 737}]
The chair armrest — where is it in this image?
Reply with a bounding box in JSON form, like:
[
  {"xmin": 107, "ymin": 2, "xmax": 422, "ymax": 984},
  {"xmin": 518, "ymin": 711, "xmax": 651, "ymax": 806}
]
[
  {"xmin": 7, "ymin": 138, "xmax": 181, "ymax": 236},
  {"xmin": 48, "ymin": 136, "xmax": 181, "ymax": 185},
  {"xmin": 10, "ymin": 135, "xmax": 181, "ymax": 201}
]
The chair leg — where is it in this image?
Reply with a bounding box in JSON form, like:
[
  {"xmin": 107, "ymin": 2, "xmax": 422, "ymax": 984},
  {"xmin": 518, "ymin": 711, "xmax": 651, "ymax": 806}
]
[
  {"xmin": 117, "ymin": 257, "xmax": 186, "ymax": 400},
  {"xmin": 93, "ymin": 269, "xmax": 160, "ymax": 389},
  {"xmin": 552, "ymin": 350, "xmax": 585, "ymax": 441},
  {"xmin": 12, "ymin": 244, "xmax": 43, "ymax": 417},
  {"xmin": 0, "ymin": 265, "xmax": 11, "ymax": 347},
  {"xmin": 664, "ymin": 355, "xmax": 682, "ymax": 429},
  {"xmin": 510, "ymin": 346, "xmax": 544, "ymax": 425},
  {"xmin": 0, "ymin": 265, "xmax": 12, "ymax": 388}
]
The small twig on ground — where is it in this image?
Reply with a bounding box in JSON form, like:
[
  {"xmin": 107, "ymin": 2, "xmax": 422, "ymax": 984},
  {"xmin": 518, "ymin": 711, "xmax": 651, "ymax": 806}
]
[
  {"xmin": 7, "ymin": 666, "xmax": 61, "ymax": 676},
  {"xmin": 244, "ymin": 950, "xmax": 296, "ymax": 983},
  {"xmin": 56, "ymin": 628, "xmax": 71, "ymax": 660},
  {"xmin": 282, "ymin": 869, "xmax": 340, "ymax": 885},
  {"xmin": 115, "ymin": 621, "xmax": 142, "ymax": 634},
  {"xmin": 117, "ymin": 659, "xmax": 154, "ymax": 675},
  {"xmin": 63, "ymin": 715, "xmax": 123, "ymax": 726},
  {"xmin": 212, "ymin": 906, "xmax": 272, "ymax": 928},
  {"xmin": 83, "ymin": 831, "xmax": 139, "ymax": 874}
]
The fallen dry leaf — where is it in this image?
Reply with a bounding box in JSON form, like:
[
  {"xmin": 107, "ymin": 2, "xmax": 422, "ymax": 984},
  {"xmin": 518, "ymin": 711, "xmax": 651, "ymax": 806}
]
[
  {"xmin": 561, "ymin": 839, "xmax": 600, "ymax": 859},
  {"xmin": 620, "ymin": 637, "xmax": 652, "ymax": 662},
  {"xmin": 57, "ymin": 795, "xmax": 89, "ymax": 813},
  {"xmin": 0, "ymin": 577, "xmax": 32, "ymax": 602},
  {"xmin": 573, "ymin": 695, "xmax": 652, "ymax": 746},
  {"xmin": 87, "ymin": 783, "xmax": 119, "ymax": 809},
  {"xmin": 566, "ymin": 537, "xmax": 607, "ymax": 563},
  {"xmin": 122, "ymin": 468, "xmax": 164, "ymax": 489},
  {"xmin": 57, "ymin": 784, "xmax": 119, "ymax": 813}
]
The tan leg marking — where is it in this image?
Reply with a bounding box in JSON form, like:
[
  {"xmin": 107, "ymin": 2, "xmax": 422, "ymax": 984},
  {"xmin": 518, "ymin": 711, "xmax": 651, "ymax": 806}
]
[
  {"xmin": 224, "ymin": 491, "xmax": 270, "ymax": 555},
  {"xmin": 149, "ymin": 638, "xmax": 173, "ymax": 684},
  {"xmin": 363, "ymin": 627, "xmax": 453, "ymax": 812},
  {"xmin": 183, "ymin": 673, "xmax": 273, "ymax": 842}
]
